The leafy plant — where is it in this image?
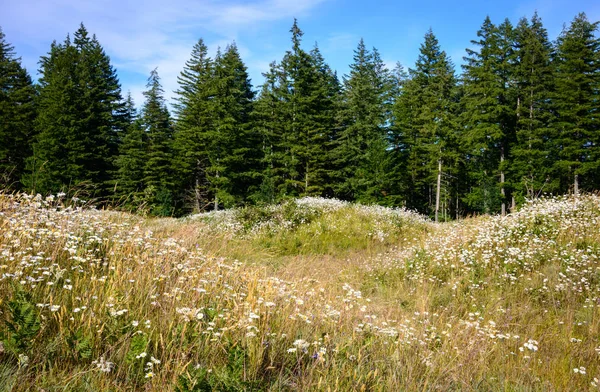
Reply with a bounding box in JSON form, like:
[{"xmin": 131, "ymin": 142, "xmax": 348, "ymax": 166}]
[
  {"xmin": 126, "ymin": 333, "xmax": 149, "ymax": 363},
  {"xmin": 66, "ymin": 328, "xmax": 93, "ymax": 360},
  {"xmin": 1, "ymin": 285, "xmax": 41, "ymax": 354},
  {"xmin": 175, "ymin": 343, "xmax": 264, "ymax": 392}
]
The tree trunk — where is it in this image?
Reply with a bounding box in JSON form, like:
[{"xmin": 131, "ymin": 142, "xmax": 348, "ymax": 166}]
[
  {"xmin": 500, "ymin": 148, "xmax": 506, "ymax": 216},
  {"xmin": 214, "ymin": 170, "xmax": 219, "ymax": 211},
  {"xmin": 435, "ymin": 159, "xmax": 442, "ymax": 223},
  {"xmin": 305, "ymin": 162, "xmax": 309, "ymax": 195},
  {"xmin": 195, "ymin": 159, "xmax": 201, "ymax": 213}
]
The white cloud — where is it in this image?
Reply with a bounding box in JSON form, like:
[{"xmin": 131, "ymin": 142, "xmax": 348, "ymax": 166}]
[{"xmin": 1, "ymin": 0, "xmax": 328, "ymax": 107}]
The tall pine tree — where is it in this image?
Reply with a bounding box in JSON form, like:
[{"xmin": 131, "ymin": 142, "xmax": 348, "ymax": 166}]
[
  {"xmin": 334, "ymin": 39, "xmax": 394, "ymax": 204},
  {"xmin": 461, "ymin": 17, "xmax": 517, "ymax": 214},
  {"xmin": 255, "ymin": 20, "xmax": 338, "ymax": 200},
  {"xmin": 552, "ymin": 13, "xmax": 600, "ymax": 194},
  {"xmin": 173, "ymin": 38, "xmax": 214, "ymax": 212},
  {"xmin": 141, "ymin": 68, "xmax": 174, "ymax": 215},
  {"xmin": 398, "ymin": 29, "xmax": 459, "ymax": 217},
  {"xmin": 204, "ymin": 44, "xmax": 257, "ymax": 208},
  {"xmin": 173, "ymin": 40, "xmax": 257, "ymax": 211},
  {"xmin": 26, "ymin": 24, "xmax": 124, "ymax": 197},
  {"xmin": 0, "ymin": 27, "xmax": 36, "ymax": 190},
  {"xmin": 114, "ymin": 93, "xmax": 147, "ymax": 207},
  {"xmin": 510, "ymin": 13, "xmax": 555, "ymax": 200}
]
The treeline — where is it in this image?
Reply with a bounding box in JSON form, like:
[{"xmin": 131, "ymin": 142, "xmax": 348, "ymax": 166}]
[{"xmin": 0, "ymin": 13, "xmax": 599, "ymax": 218}]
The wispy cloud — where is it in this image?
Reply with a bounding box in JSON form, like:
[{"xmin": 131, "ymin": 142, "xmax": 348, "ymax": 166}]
[
  {"xmin": 513, "ymin": 0, "xmax": 600, "ymax": 38},
  {"xmin": 1, "ymin": 0, "xmax": 328, "ymax": 107}
]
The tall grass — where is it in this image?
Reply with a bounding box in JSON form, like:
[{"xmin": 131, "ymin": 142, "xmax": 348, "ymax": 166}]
[{"xmin": 0, "ymin": 193, "xmax": 599, "ymax": 390}]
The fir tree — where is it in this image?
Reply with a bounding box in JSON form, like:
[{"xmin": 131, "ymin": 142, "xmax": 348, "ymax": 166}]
[
  {"xmin": 510, "ymin": 13, "xmax": 556, "ymax": 200},
  {"xmin": 73, "ymin": 25, "xmax": 125, "ymax": 193},
  {"xmin": 173, "ymin": 40, "xmax": 257, "ymax": 211},
  {"xmin": 173, "ymin": 39, "xmax": 214, "ymax": 212},
  {"xmin": 254, "ymin": 61, "xmax": 285, "ymax": 203},
  {"xmin": 26, "ymin": 36, "xmax": 81, "ymax": 194},
  {"xmin": 399, "ymin": 29, "xmax": 459, "ymax": 216},
  {"xmin": 141, "ymin": 68, "xmax": 174, "ymax": 215},
  {"xmin": 26, "ymin": 24, "xmax": 124, "ymax": 197},
  {"xmin": 334, "ymin": 39, "xmax": 394, "ymax": 204},
  {"xmin": 552, "ymin": 13, "xmax": 600, "ymax": 194},
  {"xmin": 212, "ymin": 43, "xmax": 258, "ymax": 206},
  {"xmin": 389, "ymin": 61, "xmax": 411, "ymax": 202},
  {"xmin": 114, "ymin": 93, "xmax": 147, "ymax": 207},
  {"xmin": 173, "ymin": 39, "xmax": 215, "ymax": 211},
  {"xmin": 307, "ymin": 44, "xmax": 340, "ymax": 198},
  {"xmin": 255, "ymin": 20, "xmax": 337, "ymax": 200},
  {"xmin": 279, "ymin": 19, "xmax": 317, "ymax": 196},
  {"xmin": 461, "ymin": 17, "xmax": 517, "ymax": 214},
  {"xmin": 0, "ymin": 27, "xmax": 36, "ymax": 190}
]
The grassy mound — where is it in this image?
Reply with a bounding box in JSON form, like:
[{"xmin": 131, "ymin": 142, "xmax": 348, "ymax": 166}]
[{"xmin": 190, "ymin": 197, "xmax": 429, "ymax": 256}]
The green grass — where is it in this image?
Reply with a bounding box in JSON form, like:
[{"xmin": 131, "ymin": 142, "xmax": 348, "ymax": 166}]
[{"xmin": 1, "ymin": 193, "xmax": 600, "ymax": 390}]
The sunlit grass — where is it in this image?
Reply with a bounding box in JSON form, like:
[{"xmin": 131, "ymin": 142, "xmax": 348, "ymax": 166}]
[{"xmin": 0, "ymin": 193, "xmax": 599, "ymax": 390}]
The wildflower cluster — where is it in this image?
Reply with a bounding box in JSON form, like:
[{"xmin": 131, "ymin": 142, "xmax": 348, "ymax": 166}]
[{"xmin": 1, "ymin": 192, "xmax": 600, "ymax": 390}]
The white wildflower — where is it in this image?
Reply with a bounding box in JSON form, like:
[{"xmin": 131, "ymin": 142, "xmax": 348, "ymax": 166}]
[{"xmin": 92, "ymin": 357, "xmax": 114, "ymax": 373}]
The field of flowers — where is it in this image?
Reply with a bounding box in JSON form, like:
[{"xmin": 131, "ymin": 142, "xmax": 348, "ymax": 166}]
[{"xmin": 0, "ymin": 193, "xmax": 599, "ymax": 391}]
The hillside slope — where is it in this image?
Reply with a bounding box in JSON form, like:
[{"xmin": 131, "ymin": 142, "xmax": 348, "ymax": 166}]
[{"xmin": 0, "ymin": 194, "xmax": 599, "ymax": 390}]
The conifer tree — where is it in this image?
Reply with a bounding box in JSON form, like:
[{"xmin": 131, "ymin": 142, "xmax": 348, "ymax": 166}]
[
  {"xmin": 389, "ymin": 61, "xmax": 411, "ymax": 202},
  {"xmin": 173, "ymin": 39, "xmax": 214, "ymax": 212},
  {"xmin": 398, "ymin": 29, "xmax": 459, "ymax": 216},
  {"xmin": 0, "ymin": 27, "xmax": 36, "ymax": 190},
  {"xmin": 114, "ymin": 93, "xmax": 147, "ymax": 207},
  {"xmin": 255, "ymin": 20, "xmax": 337, "ymax": 200},
  {"xmin": 280, "ymin": 20, "xmax": 320, "ymax": 196},
  {"xmin": 26, "ymin": 36, "xmax": 81, "ymax": 194},
  {"xmin": 334, "ymin": 39, "xmax": 394, "ymax": 203},
  {"xmin": 173, "ymin": 40, "xmax": 257, "ymax": 211},
  {"xmin": 141, "ymin": 68, "xmax": 174, "ymax": 215},
  {"xmin": 552, "ymin": 13, "xmax": 600, "ymax": 194},
  {"xmin": 203, "ymin": 44, "xmax": 257, "ymax": 208},
  {"xmin": 461, "ymin": 17, "xmax": 517, "ymax": 214},
  {"xmin": 510, "ymin": 13, "xmax": 556, "ymax": 200},
  {"xmin": 26, "ymin": 24, "xmax": 124, "ymax": 197},
  {"xmin": 254, "ymin": 64, "xmax": 276, "ymax": 201},
  {"xmin": 307, "ymin": 44, "xmax": 341, "ymax": 197}
]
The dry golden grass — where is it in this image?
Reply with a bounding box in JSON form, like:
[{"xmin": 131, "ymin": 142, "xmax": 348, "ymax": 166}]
[{"xmin": 0, "ymin": 194, "xmax": 599, "ymax": 391}]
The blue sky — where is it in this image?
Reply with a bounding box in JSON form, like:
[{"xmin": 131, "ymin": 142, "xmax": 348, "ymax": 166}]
[{"xmin": 2, "ymin": 0, "xmax": 599, "ymax": 108}]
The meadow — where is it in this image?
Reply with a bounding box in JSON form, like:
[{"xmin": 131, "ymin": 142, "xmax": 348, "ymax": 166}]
[{"xmin": 0, "ymin": 193, "xmax": 599, "ymax": 391}]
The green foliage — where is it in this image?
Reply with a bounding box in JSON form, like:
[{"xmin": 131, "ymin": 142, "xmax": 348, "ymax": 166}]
[
  {"xmin": 255, "ymin": 20, "xmax": 339, "ymax": 201},
  {"xmin": 461, "ymin": 17, "xmax": 517, "ymax": 214},
  {"xmin": 396, "ymin": 29, "xmax": 460, "ymax": 215},
  {"xmin": 235, "ymin": 199, "xmax": 323, "ymax": 233},
  {"xmin": 0, "ymin": 27, "xmax": 36, "ymax": 190},
  {"xmin": 126, "ymin": 333, "xmax": 149, "ymax": 364},
  {"xmin": 172, "ymin": 38, "xmax": 214, "ymax": 213},
  {"xmin": 552, "ymin": 13, "xmax": 600, "ymax": 193},
  {"xmin": 510, "ymin": 13, "xmax": 556, "ymax": 198},
  {"xmin": 2, "ymin": 12, "xmax": 600, "ymax": 218},
  {"xmin": 173, "ymin": 41, "xmax": 257, "ymax": 212},
  {"xmin": 334, "ymin": 39, "xmax": 395, "ymax": 204},
  {"xmin": 114, "ymin": 93, "xmax": 148, "ymax": 209},
  {"xmin": 175, "ymin": 344, "xmax": 263, "ymax": 392},
  {"xmin": 203, "ymin": 199, "xmax": 429, "ymax": 256},
  {"xmin": 140, "ymin": 68, "xmax": 174, "ymax": 216},
  {"xmin": 66, "ymin": 328, "xmax": 93, "ymax": 360},
  {"xmin": 1, "ymin": 285, "xmax": 41, "ymax": 354},
  {"xmin": 25, "ymin": 24, "xmax": 124, "ymax": 198},
  {"xmin": 206, "ymin": 44, "xmax": 258, "ymax": 208}
]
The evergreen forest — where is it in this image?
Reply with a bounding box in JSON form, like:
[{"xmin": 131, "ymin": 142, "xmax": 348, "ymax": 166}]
[{"xmin": 1, "ymin": 13, "xmax": 599, "ymax": 218}]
